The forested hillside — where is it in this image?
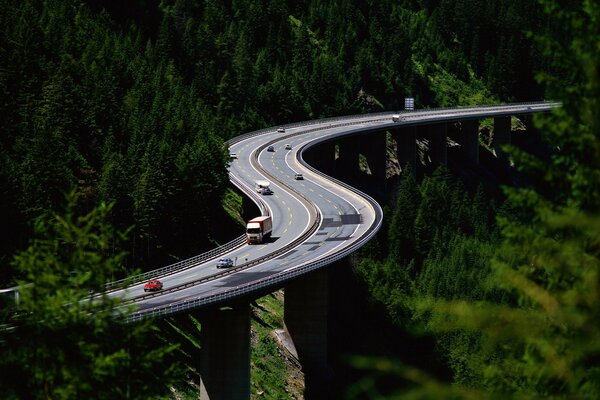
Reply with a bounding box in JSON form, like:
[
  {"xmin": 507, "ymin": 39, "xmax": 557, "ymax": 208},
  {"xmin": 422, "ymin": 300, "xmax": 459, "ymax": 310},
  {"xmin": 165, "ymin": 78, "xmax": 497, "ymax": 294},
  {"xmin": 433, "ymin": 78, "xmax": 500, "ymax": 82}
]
[
  {"xmin": 351, "ymin": 1, "xmax": 600, "ymax": 398},
  {"xmin": 0, "ymin": 0, "xmax": 546, "ymax": 285},
  {"xmin": 1, "ymin": 0, "xmax": 593, "ymax": 398}
]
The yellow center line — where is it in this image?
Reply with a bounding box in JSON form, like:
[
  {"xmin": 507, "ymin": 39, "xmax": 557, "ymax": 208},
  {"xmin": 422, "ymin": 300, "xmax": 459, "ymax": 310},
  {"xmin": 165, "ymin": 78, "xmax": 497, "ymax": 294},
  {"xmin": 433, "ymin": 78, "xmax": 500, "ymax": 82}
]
[
  {"xmin": 288, "ymin": 220, "xmax": 292, "ymax": 225},
  {"xmin": 333, "ymin": 204, "xmax": 338, "ymax": 209},
  {"xmin": 282, "ymin": 200, "xmax": 286, "ymax": 205},
  {"xmin": 283, "ymin": 228, "xmax": 288, "ymax": 234}
]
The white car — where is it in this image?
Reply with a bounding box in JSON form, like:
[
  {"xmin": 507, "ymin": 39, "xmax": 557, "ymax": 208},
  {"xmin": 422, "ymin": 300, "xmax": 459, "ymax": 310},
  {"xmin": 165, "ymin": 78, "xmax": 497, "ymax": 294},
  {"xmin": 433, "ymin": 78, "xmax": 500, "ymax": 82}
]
[{"xmin": 277, "ymin": 127, "xmax": 285, "ymax": 133}]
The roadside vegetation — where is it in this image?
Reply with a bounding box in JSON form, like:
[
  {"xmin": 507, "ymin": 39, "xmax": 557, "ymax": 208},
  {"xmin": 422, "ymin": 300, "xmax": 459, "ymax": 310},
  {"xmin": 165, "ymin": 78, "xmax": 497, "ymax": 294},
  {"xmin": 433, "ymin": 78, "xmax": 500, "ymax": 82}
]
[
  {"xmin": 1, "ymin": 0, "xmax": 592, "ymax": 398},
  {"xmin": 350, "ymin": 1, "xmax": 600, "ymax": 398}
]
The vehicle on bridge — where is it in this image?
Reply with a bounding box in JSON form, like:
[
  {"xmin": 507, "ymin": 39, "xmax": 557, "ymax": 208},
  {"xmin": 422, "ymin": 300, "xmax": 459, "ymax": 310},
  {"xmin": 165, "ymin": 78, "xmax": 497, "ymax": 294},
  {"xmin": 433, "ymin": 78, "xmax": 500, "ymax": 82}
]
[
  {"xmin": 246, "ymin": 216, "xmax": 272, "ymax": 244},
  {"xmin": 216, "ymin": 258, "xmax": 234, "ymax": 268},
  {"xmin": 255, "ymin": 180, "xmax": 271, "ymax": 194},
  {"xmin": 294, "ymin": 173, "xmax": 303, "ymax": 180},
  {"xmin": 285, "ymin": 144, "xmax": 292, "ymax": 150},
  {"xmin": 392, "ymin": 114, "xmax": 405, "ymax": 122},
  {"xmin": 277, "ymin": 127, "xmax": 285, "ymax": 133},
  {"xmin": 143, "ymin": 279, "xmax": 163, "ymax": 292}
]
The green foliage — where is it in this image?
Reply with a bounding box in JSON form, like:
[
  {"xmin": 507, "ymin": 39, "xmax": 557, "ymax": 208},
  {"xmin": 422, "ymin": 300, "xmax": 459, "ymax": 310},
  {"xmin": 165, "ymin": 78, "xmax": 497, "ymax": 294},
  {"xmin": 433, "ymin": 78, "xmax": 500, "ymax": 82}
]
[
  {"xmin": 378, "ymin": 1, "xmax": 600, "ymax": 398},
  {"xmin": 250, "ymin": 293, "xmax": 298, "ymax": 399},
  {"xmin": 356, "ymin": 164, "xmax": 499, "ymax": 333},
  {"xmin": 0, "ymin": 191, "xmax": 180, "ymax": 399},
  {"xmin": 0, "ymin": 0, "xmax": 548, "ymax": 281}
]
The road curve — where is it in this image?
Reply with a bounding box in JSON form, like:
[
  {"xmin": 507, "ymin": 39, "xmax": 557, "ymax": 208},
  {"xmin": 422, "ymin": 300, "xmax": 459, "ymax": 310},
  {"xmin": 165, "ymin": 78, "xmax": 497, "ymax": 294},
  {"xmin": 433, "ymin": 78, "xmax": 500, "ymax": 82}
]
[{"xmin": 108, "ymin": 102, "xmax": 559, "ymax": 320}]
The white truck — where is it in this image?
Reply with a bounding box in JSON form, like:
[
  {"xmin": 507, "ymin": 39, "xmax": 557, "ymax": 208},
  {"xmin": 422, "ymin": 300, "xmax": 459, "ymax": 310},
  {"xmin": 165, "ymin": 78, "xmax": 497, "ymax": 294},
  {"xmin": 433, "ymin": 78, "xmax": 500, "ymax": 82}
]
[{"xmin": 246, "ymin": 216, "xmax": 273, "ymax": 244}]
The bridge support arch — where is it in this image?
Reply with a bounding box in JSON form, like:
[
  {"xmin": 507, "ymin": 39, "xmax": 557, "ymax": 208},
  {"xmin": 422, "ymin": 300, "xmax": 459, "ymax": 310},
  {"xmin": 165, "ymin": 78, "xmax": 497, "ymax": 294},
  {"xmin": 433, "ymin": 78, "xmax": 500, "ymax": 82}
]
[{"xmin": 423, "ymin": 123, "xmax": 447, "ymax": 166}]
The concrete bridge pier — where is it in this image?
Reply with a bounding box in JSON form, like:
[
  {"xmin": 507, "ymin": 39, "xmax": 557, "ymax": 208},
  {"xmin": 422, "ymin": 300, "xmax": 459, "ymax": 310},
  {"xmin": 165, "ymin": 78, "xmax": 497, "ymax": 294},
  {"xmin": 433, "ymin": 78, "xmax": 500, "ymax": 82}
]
[
  {"xmin": 285, "ymin": 268, "xmax": 331, "ymax": 399},
  {"xmin": 362, "ymin": 131, "xmax": 387, "ymax": 184},
  {"xmin": 392, "ymin": 126, "xmax": 417, "ymax": 175},
  {"xmin": 493, "ymin": 116, "xmax": 512, "ymax": 167},
  {"xmin": 197, "ymin": 303, "xmax": 251, "ymax": 400},
  {"xmin": 458, "ymin": 120, "xmax": 480, "ymax": 165},
  {"xmin": 424, "ymin": 123, "xmax": 447, "ymax": 166},
  {"xmin": 337, "ymin": 136, "xmax": 361, "ymax": 180},
  {"xmin": 306, "ymin": 141, "xmax": 337, "ymax": 177}
]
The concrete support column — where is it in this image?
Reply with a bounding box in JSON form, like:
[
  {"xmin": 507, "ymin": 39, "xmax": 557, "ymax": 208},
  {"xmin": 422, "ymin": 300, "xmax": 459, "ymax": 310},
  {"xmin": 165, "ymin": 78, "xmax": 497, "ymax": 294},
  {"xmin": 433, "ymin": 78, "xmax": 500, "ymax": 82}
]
[
  {"xmin": 198, "ymin": 303, "xmax": 250, "ymax": 400},
  {"xmin": 460, "ymin": 120, "xmax": 480, "ymax": 165},
  {"xmin": 337, "ymin": 136, "xmax": 361, "ymax": 180},
  {"xmin": 393, "ymin": 126, "xmax": 416, "ymax": 175},
  {"xmin": 302, "ymin": 147, "xmax": 317, "ymax": 167},
  {"xmin": 285, "ymin": 268, "xmax": 330, "ymax": 398},
  {"xmin": 309, "ymin": 141, "xmax": 337, "ymax": 177},
  {"xmin": 493, "ymin": 116, "xmax": 511, "ymax": 166},
  {"xmin": 363, "ymin": 131, "xmax": 387, "ymax": 182},
  {"xmin": 425, "ymin": 123, "xmax": 447, "ymax": 166}
]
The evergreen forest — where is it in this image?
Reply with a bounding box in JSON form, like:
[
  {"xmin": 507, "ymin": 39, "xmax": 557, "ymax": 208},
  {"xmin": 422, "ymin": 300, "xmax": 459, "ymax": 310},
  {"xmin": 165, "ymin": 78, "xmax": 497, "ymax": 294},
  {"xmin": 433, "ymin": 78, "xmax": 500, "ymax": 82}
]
[{"xmin": 0, "ymin": 0, "xmax": 598, "ymax": 398}]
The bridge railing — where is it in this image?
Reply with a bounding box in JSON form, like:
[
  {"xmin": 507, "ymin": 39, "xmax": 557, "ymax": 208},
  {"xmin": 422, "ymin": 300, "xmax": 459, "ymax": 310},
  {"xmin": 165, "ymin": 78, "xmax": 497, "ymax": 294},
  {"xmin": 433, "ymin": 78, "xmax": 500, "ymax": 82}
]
[
  {"xmin": 104, "ymin": 234, "xmax": 247, "ymax": 290},
  {"xmin": 105, "ymin": 174, "xmax": 270, "ymax": 291},
  {"xmin": 226, "ymin": 101, "xmax": 559, "ymax": 145}
]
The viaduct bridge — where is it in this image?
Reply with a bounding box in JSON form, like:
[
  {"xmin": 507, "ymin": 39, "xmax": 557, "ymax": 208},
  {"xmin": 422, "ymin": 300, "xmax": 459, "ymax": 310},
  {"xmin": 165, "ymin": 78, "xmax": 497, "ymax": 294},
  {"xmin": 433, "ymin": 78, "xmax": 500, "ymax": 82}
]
[{"xmin": 3, "ymin": 102, "xmax": 560, "ymax": 399}]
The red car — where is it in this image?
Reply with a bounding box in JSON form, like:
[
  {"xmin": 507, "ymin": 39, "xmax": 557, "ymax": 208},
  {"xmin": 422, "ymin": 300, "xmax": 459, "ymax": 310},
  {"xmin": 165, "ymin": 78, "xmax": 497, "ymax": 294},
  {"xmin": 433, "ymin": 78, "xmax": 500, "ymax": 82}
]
[{"xmin": 143, "ymin": 279, "xmax": 163, "ymax": 292}]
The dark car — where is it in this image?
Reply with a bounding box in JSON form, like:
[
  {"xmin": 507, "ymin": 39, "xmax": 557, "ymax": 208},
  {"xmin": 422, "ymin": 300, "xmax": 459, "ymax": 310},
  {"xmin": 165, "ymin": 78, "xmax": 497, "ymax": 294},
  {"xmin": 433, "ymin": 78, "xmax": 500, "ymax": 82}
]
[
  {"xmin": 294, "ymin": 173, "xmax": 304, "ymax": 180},
  {"xmin": 143, "ymin": 279, "xmax": 163, "ymax": 292},
  {"xmin": 217, "ymin": 258, "xmax": 234, "ymax": 268},
  {"xmin": 267, "ymin": 145, "xmax": 275, "ymax": 152}
]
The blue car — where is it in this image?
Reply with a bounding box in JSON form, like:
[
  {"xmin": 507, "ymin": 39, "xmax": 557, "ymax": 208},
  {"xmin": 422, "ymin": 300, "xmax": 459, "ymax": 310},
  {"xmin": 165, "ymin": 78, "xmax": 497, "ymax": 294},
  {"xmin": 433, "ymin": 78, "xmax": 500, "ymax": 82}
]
[{"xmin": 217, "ymin": 258, "xmax": 234, "ymax": 268}]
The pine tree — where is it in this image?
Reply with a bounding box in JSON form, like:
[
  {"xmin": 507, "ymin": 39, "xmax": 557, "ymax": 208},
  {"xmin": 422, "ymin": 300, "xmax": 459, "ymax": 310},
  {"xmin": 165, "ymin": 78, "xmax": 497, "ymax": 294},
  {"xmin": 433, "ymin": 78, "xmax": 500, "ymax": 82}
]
[{"xmin": 0, "ymin": 191, "xmax": 181, "ymax": 399}]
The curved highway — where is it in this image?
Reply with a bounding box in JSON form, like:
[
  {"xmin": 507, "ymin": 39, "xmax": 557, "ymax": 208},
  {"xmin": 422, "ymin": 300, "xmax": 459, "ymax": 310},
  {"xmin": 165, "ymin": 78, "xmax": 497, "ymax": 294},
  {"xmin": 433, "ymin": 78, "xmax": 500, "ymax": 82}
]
[{"xmin": 100, "ymin": 102, "xmax": 559, "ymax": 320}]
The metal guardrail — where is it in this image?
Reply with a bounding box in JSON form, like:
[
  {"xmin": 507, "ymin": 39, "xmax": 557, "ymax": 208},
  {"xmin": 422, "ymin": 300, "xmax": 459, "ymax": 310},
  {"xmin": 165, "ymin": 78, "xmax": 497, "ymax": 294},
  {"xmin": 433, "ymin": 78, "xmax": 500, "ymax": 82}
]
[
  {"xmin": 104, "ymin": 173, "xmax": 271, "ymax": 291},
  {"xmin": 104, "ymin": 234, "xmax": 248, "ymax": 290}
]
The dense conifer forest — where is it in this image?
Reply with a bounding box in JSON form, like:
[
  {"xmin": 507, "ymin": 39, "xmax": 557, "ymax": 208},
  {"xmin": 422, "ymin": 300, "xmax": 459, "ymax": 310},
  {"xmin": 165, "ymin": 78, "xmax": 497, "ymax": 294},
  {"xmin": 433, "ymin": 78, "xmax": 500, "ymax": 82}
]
[
  {"xmin": 0, "ymin": 0, "xmax": 546, "ymax": 285},
  {"xmin": 1, "ymin": 0, "xmax": 598, "ymax": 398}
]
